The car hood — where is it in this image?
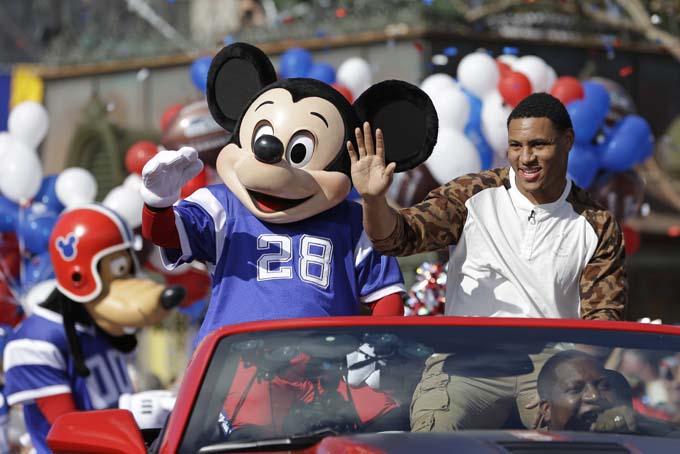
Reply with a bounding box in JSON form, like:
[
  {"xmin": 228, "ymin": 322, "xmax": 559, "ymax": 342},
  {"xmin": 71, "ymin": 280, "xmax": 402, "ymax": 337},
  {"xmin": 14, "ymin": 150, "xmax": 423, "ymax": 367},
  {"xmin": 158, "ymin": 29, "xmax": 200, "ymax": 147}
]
[{"xmin": 301, "ymin": 430, "xmax": 679, "ymax": 454}]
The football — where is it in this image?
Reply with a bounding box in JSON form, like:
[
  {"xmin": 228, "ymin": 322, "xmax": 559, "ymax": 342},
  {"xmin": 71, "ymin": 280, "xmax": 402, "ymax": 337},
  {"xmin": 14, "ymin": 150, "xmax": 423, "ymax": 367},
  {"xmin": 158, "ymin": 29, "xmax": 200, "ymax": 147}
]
[{"xmin": 160, "ymin": 100, "xmax": 230, "ymax": 168}]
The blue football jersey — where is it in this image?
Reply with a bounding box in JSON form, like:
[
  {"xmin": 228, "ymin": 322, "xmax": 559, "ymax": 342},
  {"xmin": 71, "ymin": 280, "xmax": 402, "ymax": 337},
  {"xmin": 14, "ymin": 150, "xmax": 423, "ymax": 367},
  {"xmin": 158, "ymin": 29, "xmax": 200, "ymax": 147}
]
[
  {"xmin": 3, "ymin": 306, "xmax": 133, "ymax": 454},
  {"xmin": 162, "ymin": 185, "xmax": 404, "ymax": 346}
]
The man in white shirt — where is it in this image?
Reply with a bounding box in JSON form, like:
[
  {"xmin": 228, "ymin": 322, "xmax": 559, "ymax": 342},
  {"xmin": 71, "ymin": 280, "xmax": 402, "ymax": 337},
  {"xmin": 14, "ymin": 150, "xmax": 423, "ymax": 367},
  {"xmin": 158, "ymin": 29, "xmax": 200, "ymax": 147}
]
[{"xmin": 348, "ymin": 92, "xmax": 628, "ymax": 430}]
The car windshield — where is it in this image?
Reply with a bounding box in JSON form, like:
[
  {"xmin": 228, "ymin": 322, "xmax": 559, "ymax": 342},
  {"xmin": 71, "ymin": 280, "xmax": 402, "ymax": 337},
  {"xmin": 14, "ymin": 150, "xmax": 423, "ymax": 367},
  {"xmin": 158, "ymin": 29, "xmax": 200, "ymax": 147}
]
[{"xmin": 179, "ymin": 324, "xmax": 680, "ymax": 452}]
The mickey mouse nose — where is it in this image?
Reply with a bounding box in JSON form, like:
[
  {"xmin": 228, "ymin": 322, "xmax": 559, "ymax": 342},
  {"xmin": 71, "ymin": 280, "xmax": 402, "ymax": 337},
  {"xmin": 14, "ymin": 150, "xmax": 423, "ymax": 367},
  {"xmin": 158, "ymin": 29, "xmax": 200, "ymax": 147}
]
[{"xmin": 253, "ymin": 134, "xmax": 284, "ymax": 164}]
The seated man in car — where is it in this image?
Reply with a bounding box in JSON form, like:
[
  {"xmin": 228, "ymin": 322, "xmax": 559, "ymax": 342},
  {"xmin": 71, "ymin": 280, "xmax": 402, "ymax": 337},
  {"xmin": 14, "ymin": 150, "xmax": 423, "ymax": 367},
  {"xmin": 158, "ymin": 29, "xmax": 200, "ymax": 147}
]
[
  {"xmin": 537, "ymin": 349, "xmax": 680, "ymax": 436},
  {"xmin": 537, "ymin": 349, "xmax": 633, "ymax": 432}
]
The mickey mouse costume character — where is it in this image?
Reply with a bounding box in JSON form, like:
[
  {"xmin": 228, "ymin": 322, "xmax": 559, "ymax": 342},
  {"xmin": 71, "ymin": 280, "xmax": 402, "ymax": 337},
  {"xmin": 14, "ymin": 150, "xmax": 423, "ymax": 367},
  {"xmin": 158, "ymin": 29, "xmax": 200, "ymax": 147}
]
[
  {"xmin": 3, "ymin": 204, "xmax": 185, "ymax": 454},
  {"xmin": 141, "ymin": 43, "xmax": 438, "ymax": 346}
]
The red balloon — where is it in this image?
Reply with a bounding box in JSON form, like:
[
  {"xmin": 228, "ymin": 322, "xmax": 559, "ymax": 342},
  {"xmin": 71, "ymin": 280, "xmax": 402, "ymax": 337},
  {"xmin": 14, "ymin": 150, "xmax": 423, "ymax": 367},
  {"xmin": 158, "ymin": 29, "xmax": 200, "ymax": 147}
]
[
  {"xmin": 331, "ymin": 83, "xmax": 354, "ymax": 104},
  {"xmin": 496, "ymin": 61, "xmax": 512, "ymax": 78},
  {"xmin": 550, "ymin": 76, "xmax": 584, "ymax": 106},
  {"xmin": 622, "ymin": 224, "xmax": 640, "ymax": 256},
  {"xmin": 498, "ymin": 71, "xmax": 532, "ymax": 108},
  {"xmin": 181, "ymin": 167, "xmax": 208, "ymax": 199},
  {"xmin": 125, "ymin": 141, "xmax": 158, "ymax": 176},
  {"xmin": 160, "ymin": 103, "xmax": 184, "ymax": 132}
]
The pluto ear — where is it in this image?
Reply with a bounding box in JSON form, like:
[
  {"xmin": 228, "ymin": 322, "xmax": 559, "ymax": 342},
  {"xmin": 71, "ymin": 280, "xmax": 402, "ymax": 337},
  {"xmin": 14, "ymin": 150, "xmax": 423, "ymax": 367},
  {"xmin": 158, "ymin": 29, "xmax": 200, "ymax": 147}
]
[
  {"xmin": 353, "ymin": 80, "xmax": 438, "ymax": 173},
  {"xmin": 206, "ymin": 42, "xmax": 278, "ymax": 132}
]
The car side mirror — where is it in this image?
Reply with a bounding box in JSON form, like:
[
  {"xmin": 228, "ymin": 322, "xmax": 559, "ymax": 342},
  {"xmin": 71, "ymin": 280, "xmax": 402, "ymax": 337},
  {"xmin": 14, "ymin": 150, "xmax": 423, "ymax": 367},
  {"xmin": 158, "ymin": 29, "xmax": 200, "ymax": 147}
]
[{"xmin": 47, "ymin": 409, "xmax": 147, "ymax": 454}]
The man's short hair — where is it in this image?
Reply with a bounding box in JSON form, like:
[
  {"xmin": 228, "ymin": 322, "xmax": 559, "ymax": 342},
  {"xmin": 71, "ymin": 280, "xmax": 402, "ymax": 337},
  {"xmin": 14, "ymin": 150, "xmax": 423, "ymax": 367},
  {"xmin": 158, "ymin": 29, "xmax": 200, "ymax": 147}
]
[
  {"xmin": 537, "ymin": 350, "xmax": 597, "ymax": 400},
  {"xmin": 507, "ymin": 93, "xmax": 573, "ymax": 132}
]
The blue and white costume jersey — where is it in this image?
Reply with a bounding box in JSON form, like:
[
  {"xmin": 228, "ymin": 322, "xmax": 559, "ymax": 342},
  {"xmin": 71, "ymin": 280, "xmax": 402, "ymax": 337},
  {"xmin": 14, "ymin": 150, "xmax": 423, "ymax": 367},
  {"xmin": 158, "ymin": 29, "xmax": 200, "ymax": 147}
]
[
  {"xmin": 162, "ymin": 185, "xmax": 405, "ymax": 345},
  {"xmin": 3, "ymin": 306, "xmax": 134, "ymax": 454}
]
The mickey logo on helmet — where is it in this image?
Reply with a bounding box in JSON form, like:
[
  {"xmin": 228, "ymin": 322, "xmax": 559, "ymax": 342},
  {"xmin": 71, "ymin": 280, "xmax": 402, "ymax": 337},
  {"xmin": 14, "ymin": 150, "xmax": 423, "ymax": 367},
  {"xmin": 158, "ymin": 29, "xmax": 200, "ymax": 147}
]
[{"xmin": 55, "ymin": 233, "xmax": 79, "ymax": 262}]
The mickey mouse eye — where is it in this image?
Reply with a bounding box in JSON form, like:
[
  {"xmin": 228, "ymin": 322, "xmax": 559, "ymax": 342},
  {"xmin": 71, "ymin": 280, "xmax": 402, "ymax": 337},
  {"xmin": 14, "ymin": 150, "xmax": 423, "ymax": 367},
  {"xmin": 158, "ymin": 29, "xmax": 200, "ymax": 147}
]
[
  {"xmin": 253, "ymin": 122, "xmax": 274, "ymax": 144},
  {"xmin": 285, "ymin": 131, "xmax": 315, "ymax": 168},
  {"xmin": 108, "ymin": 255, "xmax": 131, "ymax": 278}
]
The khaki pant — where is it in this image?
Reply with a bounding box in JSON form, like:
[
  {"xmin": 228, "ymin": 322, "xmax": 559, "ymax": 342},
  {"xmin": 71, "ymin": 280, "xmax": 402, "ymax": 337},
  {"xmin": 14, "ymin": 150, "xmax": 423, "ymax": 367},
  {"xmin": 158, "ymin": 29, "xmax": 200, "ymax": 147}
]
[{"xmin": 410, "ymin": 348, "xmax": 557, "ymax": 432}]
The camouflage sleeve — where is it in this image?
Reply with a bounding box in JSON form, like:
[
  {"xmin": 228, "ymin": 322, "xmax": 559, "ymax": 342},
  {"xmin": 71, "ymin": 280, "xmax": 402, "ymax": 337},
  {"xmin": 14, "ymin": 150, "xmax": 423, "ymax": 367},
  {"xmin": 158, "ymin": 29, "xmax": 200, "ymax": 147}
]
[
  {"xmin": 371, "ymin": 172, "xmax": 503, "ymax": 256},
  {"xmin": 579, "ymin": 212, "xmax": 628, "ymax": 321}
]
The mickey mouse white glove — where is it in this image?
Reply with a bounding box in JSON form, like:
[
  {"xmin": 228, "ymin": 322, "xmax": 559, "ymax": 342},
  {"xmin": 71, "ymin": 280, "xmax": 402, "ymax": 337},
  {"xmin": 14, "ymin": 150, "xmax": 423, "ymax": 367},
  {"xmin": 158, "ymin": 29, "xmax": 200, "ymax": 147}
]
[
  {"xmin": 140, "ymin": 147, "xmax": 204, "ymax": 208},
  {"xmin": 118, "ymin": 390, "xmax": 176, "ymax": 430}
]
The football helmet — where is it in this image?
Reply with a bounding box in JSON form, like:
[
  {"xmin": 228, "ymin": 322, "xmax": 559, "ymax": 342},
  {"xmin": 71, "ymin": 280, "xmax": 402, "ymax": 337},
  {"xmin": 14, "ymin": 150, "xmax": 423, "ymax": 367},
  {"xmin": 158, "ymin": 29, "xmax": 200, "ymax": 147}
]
[{"xmin": 49, "ymin": 204, "xmax": 138, "ymax": 303}]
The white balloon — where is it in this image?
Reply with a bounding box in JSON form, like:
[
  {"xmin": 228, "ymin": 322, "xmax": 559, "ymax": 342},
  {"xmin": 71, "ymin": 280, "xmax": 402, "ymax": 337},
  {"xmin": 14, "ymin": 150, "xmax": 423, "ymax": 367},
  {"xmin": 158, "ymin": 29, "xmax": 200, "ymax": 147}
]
[
  {"xmin": 0, "ymin": 139, "xmax": 43, "ymax": 203},
  {"xmin": 425, "ymin": 128, "xmax": 481, "ymax": 184},
  {"xmin": 512, "ymin": 55, "xmax": 550, "ymax": 93},
  {"xmin": 431, "ymin": 87, "xmax": 470, "ymax": 132},
  {"xmin": 457, "ymin": 52, "xmax": 500, "ymax": 99},
  {"xmin": 497, "ymin": 54, "xmax": 518, "ymax": 66},
  {"xmin": 22, "ymin": 279, "xmax": 57, "ymax": 316},
  {"xmin": 123, "ymin": 173, "xmax": 143, "ymax": 192},
  {"xmin": 337, "ymin": 57, "xmax": 373, "ymax": 98},
  {"xmin": 0, "ymin": 131, "xmax": 13, "ymax": 161},
  {"xmin": 481, "ymin": 90, "xmax": 511, "ymax": 156},
  {"xmin": 420, "ymin": 73, "xmax": 457, "ymax": 98},
  {"xmin": 103, "ymin": 185, "xmax": 144, "ymax": 230},
  {"xmin": 55, "ymin": 167, "xmax": 97, "ymax": 208},
  {"xmin": 544, "ymin": 65, "xmax": 558, "ymax": 93},
  {"xmin": 8, "ymin": 101, "xmax": 49, "ymax": 149}
]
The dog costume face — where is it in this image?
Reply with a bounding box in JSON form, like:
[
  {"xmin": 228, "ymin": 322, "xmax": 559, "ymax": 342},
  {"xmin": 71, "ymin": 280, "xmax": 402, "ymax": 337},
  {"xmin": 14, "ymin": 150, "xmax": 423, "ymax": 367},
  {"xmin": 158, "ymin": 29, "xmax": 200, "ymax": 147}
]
[{"xmin": 206, "ymin": 43, "xmax": 438, "ymax": 223}]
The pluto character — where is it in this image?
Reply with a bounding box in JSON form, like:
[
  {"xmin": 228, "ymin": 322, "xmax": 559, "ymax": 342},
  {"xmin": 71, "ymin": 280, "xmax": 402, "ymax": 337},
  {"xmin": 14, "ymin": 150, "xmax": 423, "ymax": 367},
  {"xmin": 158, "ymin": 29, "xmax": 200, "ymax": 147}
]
[
  {"xmin": 141, "ymin": 43, "xmax": 437, "ymax": 346},
  {"xmin": 3, "ymin": 204, "xmax": 185, "ymax": 454}
]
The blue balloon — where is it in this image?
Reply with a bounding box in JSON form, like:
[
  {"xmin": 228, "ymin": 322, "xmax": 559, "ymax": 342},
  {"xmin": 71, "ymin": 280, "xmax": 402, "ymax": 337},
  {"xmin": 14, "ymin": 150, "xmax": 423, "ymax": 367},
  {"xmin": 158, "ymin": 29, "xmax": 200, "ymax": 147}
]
[
  {"xmin": 568, "ymin": 82, "xmax": 611, "ymax": 146},
  {"xmin": 600, "ymin": 115, "xmax": 654, "ymax": 171},
  {"xmin": 0, "ymin": 196, "xmax": 19, "ymax": 233},
  {"xmin": 582, "ymin": 81, "xmax": 611, "ymax": 122},
  {"xmin": 567, "ymin": 100, "xmax": 600, "ymax": 145},
  {"xmin": 17, "ymin": 204, "xmax": 60, "ymax": 255},
  {"xmin": 190, "ymin": 56, "xmax": 212, "ymax": 93},
  {"xmin": 462, "ymin": 88, "xmax": 494, "ymax": 170},
  {"xmin": 306, "ymin": 62, "xmax": 336, "ymax": 84},
  {"xmin": 567, "ymin": 143, "xmax": 600, "ymax": 188},
  {"xmin": 33, "ymin": 175, "xmax": 65, "ymax": 213},
  {"xmin": 22, "ymin": 251, "xmax": 54, "ymax": 290},
  {"xmin": 279, "ymin": 48, "xmax": 313, "ymax": 79}
]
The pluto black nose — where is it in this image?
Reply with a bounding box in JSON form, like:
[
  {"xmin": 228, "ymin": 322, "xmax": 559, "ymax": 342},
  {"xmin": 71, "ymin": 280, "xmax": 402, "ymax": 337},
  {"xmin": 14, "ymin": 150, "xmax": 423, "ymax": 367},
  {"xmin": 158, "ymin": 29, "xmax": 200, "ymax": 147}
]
[
  {"xmin": 253, "ymin": 134, "xmax": 284, "ymax": 164},
  {"xmin": 160, "ymin": 285, "xmax": 186, "ymax": 309}
]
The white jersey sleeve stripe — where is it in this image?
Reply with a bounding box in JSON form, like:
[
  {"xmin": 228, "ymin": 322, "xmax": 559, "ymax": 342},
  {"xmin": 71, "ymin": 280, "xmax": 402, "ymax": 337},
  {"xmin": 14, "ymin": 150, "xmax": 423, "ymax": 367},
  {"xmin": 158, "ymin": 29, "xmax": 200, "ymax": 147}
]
[
  {"xmin": 6, "ymin": 385, "xmax": 72, "ymax": 406},
  {"xmin": 354, "ymin": 231, "xmax": 374, "ymax": 268},
  {"xmin": 360, "ymin": 283, "xmax": 406, "ymax": 303},
  {"xmin": 3, "ymin": 339, "xmax": 66, "ymax": 371},
  {"xmin": 184, "ymin": 188, "xmax": 227, "ymax": 265}
]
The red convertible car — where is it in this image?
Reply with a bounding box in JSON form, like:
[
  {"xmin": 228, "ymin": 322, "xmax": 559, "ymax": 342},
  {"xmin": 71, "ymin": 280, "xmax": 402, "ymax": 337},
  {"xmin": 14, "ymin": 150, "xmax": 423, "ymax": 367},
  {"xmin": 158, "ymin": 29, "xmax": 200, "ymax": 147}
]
[{"xmin": 46, "ymin": 317, "xmax": 680, "ymax": 453}]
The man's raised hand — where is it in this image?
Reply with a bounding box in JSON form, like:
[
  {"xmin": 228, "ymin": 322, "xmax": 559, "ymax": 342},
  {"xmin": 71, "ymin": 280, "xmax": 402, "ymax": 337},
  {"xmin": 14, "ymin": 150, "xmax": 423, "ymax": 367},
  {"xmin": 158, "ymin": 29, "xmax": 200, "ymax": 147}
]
[{"xmin": 348, "ymin": 122, "xmax": 397, "ymax": 200}]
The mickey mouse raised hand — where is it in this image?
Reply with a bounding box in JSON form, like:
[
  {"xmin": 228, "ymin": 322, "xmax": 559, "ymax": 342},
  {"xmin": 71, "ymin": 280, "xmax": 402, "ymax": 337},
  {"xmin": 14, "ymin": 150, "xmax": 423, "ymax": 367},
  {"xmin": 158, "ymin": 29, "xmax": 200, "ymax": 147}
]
[
  {"xmin": 141, "ymin": 43, "xmax": 438, "ymax": 348},
  {"xmin": 140, "ymin": 146, "xmax": 204, "ymax": 208}
]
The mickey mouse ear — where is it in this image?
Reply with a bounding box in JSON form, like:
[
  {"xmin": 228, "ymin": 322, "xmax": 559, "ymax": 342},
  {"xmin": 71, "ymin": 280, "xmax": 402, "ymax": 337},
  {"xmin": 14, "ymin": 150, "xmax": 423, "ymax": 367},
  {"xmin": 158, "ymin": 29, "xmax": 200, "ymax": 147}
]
[
  {"xmin": 353, "ymin": 80, "xmax": 438, "ymax": 172},
  {"xmin": 206, "ymin": 43, "xmax": 278, "ymax": 132}
]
